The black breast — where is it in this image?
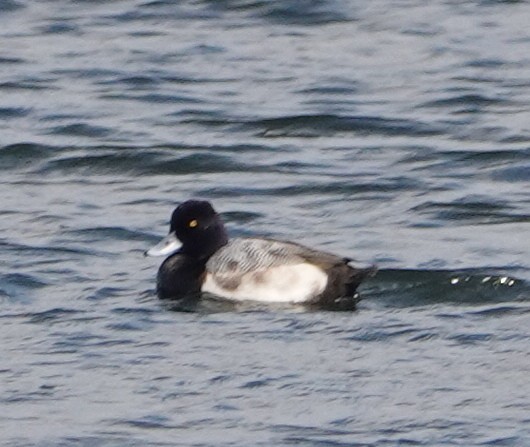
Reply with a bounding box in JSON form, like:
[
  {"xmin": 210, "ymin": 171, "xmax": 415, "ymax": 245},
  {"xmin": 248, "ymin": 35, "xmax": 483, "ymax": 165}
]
[{"xmin": 157, "ymin": 254, "xmax": 206, "ymax": 299}]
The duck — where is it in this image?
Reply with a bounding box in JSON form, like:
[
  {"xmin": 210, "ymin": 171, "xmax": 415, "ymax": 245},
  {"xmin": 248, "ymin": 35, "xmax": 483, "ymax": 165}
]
[{"xmin": 145, "ymin": 200, "xmax": 376, "ymax": 308}]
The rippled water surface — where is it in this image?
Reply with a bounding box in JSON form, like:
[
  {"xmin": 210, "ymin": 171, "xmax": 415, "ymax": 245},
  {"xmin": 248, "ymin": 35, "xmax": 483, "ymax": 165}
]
[{"xmin": 1, "ymin": 1, "xmax": 529, "ymax": 446}]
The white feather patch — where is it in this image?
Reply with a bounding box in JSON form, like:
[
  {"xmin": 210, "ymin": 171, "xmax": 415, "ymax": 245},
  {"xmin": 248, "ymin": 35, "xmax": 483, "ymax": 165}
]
[{"xmin": 202, "ymin": 263, "xmax": 328, "ymax": 303}]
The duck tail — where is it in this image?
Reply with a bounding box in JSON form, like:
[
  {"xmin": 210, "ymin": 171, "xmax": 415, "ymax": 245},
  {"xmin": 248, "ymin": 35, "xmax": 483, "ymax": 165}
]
[{"xmin": 345, "ymin": 264, "xmax": 378, "ymax": 296}]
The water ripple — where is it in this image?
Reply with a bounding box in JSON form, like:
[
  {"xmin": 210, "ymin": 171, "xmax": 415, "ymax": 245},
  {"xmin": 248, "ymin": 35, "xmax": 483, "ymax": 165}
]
[
  {"xmin": 364, "ymin": 269, "xmax": 527, "ymax": 308},
  {"xmin": 237, "ymin": 114, "xmax": 442, "ymax": 138},
  {"xmin": 411, "ymin": 200, "xmax": 529, "ymax": 226}
]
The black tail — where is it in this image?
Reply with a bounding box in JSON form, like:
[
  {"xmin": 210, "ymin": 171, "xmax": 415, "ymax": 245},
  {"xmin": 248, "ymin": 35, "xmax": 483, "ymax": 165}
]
[
  {"xmin": 345, "ymin": 264, "xmax": 378, "ymax": 297},
  {"xmin": 314, "ymin": 263, "xmax": 377, "ymax": 310}
]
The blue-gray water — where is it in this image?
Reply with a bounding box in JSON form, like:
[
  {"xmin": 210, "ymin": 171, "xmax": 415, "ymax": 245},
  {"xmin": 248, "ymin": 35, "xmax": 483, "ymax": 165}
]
[{"xmin": 1, "ymin": 1, "xmax": 530, "ymax": 446}]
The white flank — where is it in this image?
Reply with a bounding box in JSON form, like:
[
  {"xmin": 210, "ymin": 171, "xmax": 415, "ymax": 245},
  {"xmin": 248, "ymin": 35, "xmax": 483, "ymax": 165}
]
[{"xmin": 202, "ymin": 263, "xmax": 328, "ymax": 303}]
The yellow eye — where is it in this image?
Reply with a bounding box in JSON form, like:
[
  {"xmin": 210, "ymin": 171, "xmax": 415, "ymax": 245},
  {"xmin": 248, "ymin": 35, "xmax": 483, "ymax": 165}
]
[{"xmin": 189, "ymin": 219, "xmax": 198, "ymax": 228}]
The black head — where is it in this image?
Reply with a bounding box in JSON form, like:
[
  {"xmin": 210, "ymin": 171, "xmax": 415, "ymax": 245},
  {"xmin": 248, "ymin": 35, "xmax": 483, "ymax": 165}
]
[{"xmin": 170, "ymin": 200, "xmax": 228, "ymax": 259}]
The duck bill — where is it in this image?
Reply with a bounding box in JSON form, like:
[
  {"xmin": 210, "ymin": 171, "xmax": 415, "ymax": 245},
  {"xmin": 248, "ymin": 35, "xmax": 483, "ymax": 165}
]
[{"xmin": 145, "ymin": 232, "xmax": 181, "ymax": 257}]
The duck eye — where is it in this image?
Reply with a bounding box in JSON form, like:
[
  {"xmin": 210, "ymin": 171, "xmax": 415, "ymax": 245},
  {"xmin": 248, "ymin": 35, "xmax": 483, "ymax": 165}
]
[{"xmin": 188, "ymin": 219, "xmax": 198, "ymax": 228}]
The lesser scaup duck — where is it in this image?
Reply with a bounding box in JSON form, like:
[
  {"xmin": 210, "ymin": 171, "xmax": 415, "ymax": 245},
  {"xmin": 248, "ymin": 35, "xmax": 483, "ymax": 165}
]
[{"xmin": 145, "ymin": 200, "xmax": 376, "ymax": 307}]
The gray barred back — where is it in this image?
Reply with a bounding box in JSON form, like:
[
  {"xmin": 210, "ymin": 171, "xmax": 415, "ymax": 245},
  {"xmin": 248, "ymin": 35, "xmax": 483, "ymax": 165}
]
[{"xmin": 206, "ymin": 238, "xmax": 307, "ymax": 275}]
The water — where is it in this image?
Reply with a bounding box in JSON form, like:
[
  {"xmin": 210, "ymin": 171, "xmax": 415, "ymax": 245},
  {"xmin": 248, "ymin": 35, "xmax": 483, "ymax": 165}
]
[{"xmin": 1, "ymin": 1, "xmax": 529, "ymax": 445}]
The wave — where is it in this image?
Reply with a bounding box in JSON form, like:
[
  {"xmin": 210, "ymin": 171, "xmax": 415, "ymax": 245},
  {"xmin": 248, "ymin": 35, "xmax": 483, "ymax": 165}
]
[{"xmin": 362, "ymin": 267, "xmax": 528, "ymax": 308}]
